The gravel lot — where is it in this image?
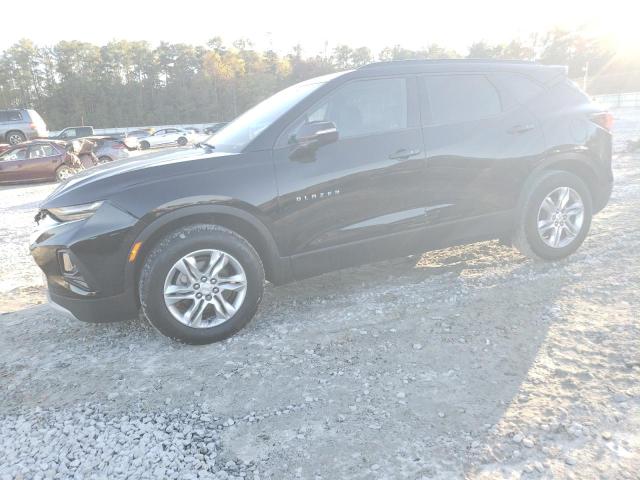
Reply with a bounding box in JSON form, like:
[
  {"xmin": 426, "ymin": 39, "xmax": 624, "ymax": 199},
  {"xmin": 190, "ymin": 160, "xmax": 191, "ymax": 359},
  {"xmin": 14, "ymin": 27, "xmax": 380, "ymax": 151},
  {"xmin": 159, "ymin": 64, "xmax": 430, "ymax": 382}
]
[{"xmin": 1, "ymin": 110, "xmax": 639, "ymax": 479}]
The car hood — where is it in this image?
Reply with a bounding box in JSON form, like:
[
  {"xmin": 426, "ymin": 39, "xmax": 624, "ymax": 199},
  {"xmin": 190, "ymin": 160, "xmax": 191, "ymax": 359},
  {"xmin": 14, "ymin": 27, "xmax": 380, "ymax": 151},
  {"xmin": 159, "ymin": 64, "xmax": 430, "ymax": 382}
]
[{"xmin": 43, "ymin": 147, "xmax": 239, "ymax": 209}]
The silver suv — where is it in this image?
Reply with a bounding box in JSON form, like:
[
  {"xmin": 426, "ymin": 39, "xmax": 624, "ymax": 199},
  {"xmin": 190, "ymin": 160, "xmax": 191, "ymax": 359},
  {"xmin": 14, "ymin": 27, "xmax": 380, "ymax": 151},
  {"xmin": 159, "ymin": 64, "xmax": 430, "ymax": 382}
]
[{"xmin": 0, "ymin": 109, "xmax": 48, "ymax": 145}]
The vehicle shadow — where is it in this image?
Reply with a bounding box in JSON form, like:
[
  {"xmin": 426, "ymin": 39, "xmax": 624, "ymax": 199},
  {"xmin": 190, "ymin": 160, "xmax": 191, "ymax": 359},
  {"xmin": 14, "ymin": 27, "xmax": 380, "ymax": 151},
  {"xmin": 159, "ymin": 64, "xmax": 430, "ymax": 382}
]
[{"xmin": 0, "ymin": 238, "xmax": 571, "ymax": 476}]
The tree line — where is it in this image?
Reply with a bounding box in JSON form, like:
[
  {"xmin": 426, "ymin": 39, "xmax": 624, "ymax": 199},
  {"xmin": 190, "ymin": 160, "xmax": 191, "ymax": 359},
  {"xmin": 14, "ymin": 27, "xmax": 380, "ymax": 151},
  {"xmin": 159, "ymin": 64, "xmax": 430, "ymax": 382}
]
[{"xmin": 0, "ymin": 29, "xmax": 637, "ymax": 130}]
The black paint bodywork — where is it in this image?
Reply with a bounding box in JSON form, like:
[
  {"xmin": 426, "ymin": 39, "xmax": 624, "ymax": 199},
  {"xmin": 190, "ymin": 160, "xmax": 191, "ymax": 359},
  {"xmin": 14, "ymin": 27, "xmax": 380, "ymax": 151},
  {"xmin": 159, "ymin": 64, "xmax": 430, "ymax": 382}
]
[{"xmin": 30, "ymin": 60, "xmax": 613, "ymax": 323}]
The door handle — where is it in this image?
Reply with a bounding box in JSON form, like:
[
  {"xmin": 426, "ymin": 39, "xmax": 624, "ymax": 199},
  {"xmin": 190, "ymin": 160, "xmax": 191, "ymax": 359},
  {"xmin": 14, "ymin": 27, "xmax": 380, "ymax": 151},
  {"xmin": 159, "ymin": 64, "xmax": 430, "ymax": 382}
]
[
  {"xmin": 507, "ymin": 124, "xmax": 535, "ymax": 134},
  {"xmin": 388, "ymin": 148, "xmax": 421, "ymax": 160}
]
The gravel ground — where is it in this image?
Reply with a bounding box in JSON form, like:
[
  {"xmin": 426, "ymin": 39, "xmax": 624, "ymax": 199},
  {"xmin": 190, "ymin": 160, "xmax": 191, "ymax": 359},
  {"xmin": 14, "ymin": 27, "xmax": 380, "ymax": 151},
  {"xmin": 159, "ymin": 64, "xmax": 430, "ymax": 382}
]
[{"xmin": 1, "ymin": 110, "xmax": 639, "ymax": 479}]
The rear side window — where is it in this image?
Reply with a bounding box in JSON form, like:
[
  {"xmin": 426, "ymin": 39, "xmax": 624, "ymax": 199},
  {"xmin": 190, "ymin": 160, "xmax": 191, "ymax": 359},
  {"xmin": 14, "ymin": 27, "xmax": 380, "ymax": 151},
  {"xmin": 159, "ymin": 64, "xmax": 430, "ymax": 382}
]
[
  {"xmin": 421, "ymin": 75, "xmax": 501, "ymax": 125},
  {"xmin": 0, "ymin": 110, "xmax": 23, "ymax": 122},
  {"xmin": 489, "ymin": 72, "xmax": 544, "ymax": 109},
  {"xmin": 29, "ymin": 144, "xmax": 57, "ymax": 158}
]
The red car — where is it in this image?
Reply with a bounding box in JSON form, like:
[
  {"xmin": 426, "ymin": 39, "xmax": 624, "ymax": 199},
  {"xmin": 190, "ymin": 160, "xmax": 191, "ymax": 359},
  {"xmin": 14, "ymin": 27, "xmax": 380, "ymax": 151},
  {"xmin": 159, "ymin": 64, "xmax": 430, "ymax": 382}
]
[{"xmin": 0, "ymin": 140, "xmax": 75, "ymax": 184}]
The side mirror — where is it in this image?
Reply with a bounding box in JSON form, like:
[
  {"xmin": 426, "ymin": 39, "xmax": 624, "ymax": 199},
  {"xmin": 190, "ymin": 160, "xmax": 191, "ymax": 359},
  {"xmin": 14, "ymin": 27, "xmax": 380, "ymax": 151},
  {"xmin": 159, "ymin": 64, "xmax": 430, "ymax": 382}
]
[{"xmin": 295, "ymin": 121, "xmax": 339, "ymax": 149}]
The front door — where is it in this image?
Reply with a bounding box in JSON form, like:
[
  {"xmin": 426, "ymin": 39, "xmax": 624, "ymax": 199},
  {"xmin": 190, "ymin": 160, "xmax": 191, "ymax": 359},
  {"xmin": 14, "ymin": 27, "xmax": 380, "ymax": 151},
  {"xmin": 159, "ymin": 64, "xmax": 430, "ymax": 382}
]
[
  {"xmin": 271, "ymin": 76, "xmax": 428, "ymax": 277},
  {"xmin": 26, "ymin": 144, "xmax": 62, "ymax": 180}
]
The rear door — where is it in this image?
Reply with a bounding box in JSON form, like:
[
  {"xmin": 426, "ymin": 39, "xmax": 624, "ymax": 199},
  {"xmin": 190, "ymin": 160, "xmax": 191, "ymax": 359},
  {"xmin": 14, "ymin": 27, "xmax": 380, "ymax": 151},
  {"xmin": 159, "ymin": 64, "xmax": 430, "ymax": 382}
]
[
  {"xmin": 0, "ymin": 146, "xmax": 29, "ymax": 182},
  {"xmin": 272, "ymin": 76, "xmax": 429, "ymax": 274},
  {"xmin": 418, "ymin": 73, "xmax": 546, "ymax": 228}
]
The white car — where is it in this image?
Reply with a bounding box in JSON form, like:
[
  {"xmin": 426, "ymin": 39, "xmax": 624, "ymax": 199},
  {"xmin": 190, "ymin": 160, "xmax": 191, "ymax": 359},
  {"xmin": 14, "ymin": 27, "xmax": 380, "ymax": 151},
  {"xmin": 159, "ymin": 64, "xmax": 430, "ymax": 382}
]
[{"xmin": 138, "ymin": 128, "xmax": 195, "ymax": 150}]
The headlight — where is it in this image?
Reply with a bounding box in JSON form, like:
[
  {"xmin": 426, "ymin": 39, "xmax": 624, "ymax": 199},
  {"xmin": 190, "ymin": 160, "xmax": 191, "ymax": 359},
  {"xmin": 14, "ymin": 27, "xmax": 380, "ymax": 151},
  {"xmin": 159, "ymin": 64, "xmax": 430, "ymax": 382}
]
[{"xmin": 47, "ymin": 201, "xmax": 103, "ymax": 222}]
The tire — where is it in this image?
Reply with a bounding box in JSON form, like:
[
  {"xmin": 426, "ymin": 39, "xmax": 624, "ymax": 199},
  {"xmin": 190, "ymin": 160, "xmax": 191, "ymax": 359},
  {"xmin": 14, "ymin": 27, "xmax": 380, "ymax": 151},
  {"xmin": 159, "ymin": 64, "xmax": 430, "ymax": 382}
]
[
  {"xmin": 513, "ymin": 170, "xmax": 592, "ymax": 261},
  {"xmin": 55, "ymin": 165, "xmax": 75, "ymax": 182},
  {"xmin": 177, "ymin": 136, "xmax": 187, "ymax": 146},
  {"xmin": 140, "ymin": 140, "xmax": 150, "ymax": 150},
  {"xmin": 98, "ymin": 156, "xmax": 112, "ymax": 164},
  {"xmin": 6, "ymin": 130, "xmax": 26, "ymax": 145},
  {"xmin": 139, "ymin": 224, "xmax": 265, "ymax": 344}
]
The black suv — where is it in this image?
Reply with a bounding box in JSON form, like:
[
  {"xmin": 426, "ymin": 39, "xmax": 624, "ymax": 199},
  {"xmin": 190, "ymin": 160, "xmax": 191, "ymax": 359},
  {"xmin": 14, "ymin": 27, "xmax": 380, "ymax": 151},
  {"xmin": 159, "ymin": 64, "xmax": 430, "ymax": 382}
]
[{"xmin": 31, "ymin": 60, "xmax": 613, "ymax": 344}]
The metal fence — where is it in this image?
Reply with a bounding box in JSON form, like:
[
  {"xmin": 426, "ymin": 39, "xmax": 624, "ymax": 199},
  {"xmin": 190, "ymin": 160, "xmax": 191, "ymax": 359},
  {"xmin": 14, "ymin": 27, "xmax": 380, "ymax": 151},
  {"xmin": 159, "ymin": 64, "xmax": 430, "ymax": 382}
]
[
  {"xmin": 49, "ymin": 123, "xmax": 219, "ymax": 138},
  {"xmin": 48, "ymin": 92, "xmax": 639, "ymax": 137},
  {"xmin": 593, "ymin": 92, "xmax": 640, "ymax": 108}
]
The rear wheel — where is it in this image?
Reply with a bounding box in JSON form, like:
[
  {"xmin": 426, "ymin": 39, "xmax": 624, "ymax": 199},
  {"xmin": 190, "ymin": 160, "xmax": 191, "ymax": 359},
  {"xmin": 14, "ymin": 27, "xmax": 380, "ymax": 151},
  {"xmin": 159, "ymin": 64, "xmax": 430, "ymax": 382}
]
[
  {"xmin": 177, "ymin": 136, "xmax": 188, "ymax": 146},
  {"xmin": 55, "ymin": 165, "xmax": 75, "ymax": 182},
  {"xmin": 98, "ymin": 155, "xmax": 112, "ymax": 164},
  {"xmin": 513, "ymin": 170, "xmax": 592, "ymax": 260},
  {"xmin": 6, "ymin": 131, "xmax": 26, "ymax": 145},
  {"xmin": 139, "ymin": 224, "xmax": 265, "ymax": 344}
]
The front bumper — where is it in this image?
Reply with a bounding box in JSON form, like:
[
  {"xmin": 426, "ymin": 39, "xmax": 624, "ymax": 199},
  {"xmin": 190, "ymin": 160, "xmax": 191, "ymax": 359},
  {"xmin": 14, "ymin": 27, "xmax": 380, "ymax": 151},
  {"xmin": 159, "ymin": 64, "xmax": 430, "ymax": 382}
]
[
  {"xmin": 30, "ymin": 202, "xmax": 141, "ymax": 323},
  {"xmin": 48, "ymin": 290, "xmax": 138, "ymax": 323}
]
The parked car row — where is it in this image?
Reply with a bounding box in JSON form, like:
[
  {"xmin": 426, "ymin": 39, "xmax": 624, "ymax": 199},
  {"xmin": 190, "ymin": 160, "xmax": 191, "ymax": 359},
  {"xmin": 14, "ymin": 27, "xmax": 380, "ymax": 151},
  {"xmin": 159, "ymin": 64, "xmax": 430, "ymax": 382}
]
[
  {"xmin": 0, "ymin": 140, "xmax": 71, "ymax": 183},
  {"xmin": 0, "ymin": 108, "xmax": 48, "ymax": 145},
  {"xmin": 0, "ymin": 135, "xmax": 140, "ymax": 184},
  {"xmin": 0, "ymin": 106, "xmax": 228, "ymax": 184}
]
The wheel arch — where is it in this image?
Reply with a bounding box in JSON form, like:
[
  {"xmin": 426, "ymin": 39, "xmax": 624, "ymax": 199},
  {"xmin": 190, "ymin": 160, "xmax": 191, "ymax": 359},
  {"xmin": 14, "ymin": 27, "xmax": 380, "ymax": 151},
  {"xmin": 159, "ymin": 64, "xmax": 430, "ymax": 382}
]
[
  {"xmin": 5, "ymin": 129, "xmax": 25, "ymax": 143},
  {"xmin": 520, "ymin": 152, "xmax": 604, "ymax": 213},
  {"xmin": 125, "ymin": 205, "xmax": 292, "ymax": 294}
]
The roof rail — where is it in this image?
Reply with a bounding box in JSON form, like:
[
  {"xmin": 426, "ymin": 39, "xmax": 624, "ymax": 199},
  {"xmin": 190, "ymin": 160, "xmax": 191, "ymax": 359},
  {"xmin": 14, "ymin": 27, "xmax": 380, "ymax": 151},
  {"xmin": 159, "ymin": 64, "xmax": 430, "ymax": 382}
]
[{"xmin": 358, "ymin": 59, "xmax": 538, "ymax": 69}]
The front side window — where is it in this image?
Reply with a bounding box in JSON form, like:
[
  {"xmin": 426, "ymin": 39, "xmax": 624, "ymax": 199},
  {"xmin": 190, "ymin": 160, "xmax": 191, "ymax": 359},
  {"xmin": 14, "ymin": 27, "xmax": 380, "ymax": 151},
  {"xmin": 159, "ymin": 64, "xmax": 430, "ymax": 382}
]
[
  {"xmin": 207, "ymin": 75, "xmax": 341, "ymax": 152},
  {"xmin": 288, "ymin": 77, "xmax": 408, "ymax": 143},
  {"xmin": 422, "ymin": 75, "xmax": 501, "ymax": 125}
]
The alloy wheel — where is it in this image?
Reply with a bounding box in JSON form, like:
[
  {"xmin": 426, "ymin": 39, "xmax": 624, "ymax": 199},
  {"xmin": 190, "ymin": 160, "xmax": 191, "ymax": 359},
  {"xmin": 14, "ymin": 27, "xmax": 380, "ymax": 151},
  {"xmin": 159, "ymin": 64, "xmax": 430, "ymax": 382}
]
[
  {"xmin": 163, "ymin": 249, "xmax": 247, "ymax": 328},
  {"xmin": 536, "ymin": 186, "xmax": 585, "ymax": 248},
  {"xmin": 8, "ymin": 133, "xmax": 23, "ymax": 145}
]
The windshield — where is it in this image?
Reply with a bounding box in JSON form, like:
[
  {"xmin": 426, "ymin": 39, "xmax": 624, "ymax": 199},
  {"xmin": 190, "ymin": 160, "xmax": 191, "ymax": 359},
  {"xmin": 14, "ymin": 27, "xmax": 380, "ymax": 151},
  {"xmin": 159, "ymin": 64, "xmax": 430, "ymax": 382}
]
[{"xmin": 204, "ymin": 80, "xmax": 327, "ymax": 152}]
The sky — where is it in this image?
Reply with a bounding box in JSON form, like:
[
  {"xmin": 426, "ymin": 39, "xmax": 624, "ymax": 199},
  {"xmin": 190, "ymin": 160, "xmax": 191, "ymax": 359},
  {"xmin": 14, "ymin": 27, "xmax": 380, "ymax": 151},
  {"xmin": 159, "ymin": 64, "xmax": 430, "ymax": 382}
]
[{"xmin": 3, "ymin": 0, "xmax": 638, "ymax": 55}]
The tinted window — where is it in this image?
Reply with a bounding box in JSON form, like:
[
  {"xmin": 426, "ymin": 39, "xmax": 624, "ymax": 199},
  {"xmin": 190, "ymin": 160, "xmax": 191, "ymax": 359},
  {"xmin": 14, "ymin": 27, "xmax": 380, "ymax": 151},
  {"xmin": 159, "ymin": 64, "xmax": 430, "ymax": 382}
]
[
  {"xmin": 490, "ymin": 73, "xmax": 544, "ymax": 109},
  {"xmin": 422, "ymin": 75, "xmax": 501, "ymax": 125},
  {"xmin": 60, "ymin": 129, "xmax": 76, "ymax": 138},
  {"xmin": 289, "ymin": 78, "xmax": 407, "ymax": 141},
  {"xmin": 0, "ymin": 110, "xmax": 22, "ymax": 122}
]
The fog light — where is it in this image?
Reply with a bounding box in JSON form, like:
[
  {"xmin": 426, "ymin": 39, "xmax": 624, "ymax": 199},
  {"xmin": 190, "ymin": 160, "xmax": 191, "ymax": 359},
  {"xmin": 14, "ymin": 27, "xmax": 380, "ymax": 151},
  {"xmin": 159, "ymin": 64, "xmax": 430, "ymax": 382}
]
[{"xmin": 59, "ymin": 251, "xmax": 75, "ymax": 273}]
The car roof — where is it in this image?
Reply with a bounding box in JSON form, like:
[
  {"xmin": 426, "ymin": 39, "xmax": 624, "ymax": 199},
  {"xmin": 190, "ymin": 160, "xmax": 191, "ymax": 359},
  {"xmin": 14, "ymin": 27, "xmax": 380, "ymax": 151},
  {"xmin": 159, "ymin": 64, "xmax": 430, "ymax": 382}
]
[
  {"xmin": 17, "ymin": 140, "xmax": 65, "ymax": 146},
  {"xmin": 349, "ymin": 59, "xmax": 568, "ymax": 83},
  {"xmin": 1, "ymin": 140, "xmax": 64, "ymax": 151}
]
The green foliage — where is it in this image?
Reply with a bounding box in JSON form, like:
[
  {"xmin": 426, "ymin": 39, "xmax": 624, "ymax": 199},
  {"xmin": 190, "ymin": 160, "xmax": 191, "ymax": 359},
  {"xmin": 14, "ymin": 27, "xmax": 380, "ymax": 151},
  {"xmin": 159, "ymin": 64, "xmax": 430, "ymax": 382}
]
[{"xmin": 0, "ymin": 33, "xmax": 635, "ymax": 130}]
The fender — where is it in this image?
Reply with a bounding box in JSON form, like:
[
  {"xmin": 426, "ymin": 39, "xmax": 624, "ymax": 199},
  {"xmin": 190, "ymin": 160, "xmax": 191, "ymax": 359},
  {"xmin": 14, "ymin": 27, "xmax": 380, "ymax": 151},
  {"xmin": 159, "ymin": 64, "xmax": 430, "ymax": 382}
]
[
  {"xmin": 516, "ymin": 149, "xmax": 605, "ymax": 214},
  {"xmin": 122, "ymin": 203, "xmax": 293, "ymax": 295}
]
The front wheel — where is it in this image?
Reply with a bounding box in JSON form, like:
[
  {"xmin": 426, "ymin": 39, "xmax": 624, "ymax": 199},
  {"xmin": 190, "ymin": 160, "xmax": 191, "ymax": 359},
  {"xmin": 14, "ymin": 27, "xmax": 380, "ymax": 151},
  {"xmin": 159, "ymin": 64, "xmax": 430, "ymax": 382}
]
[
  {"xmin": 513, "ymin": 170, "xmax": 592, "ymax": 261},
  {"xmin": 139, "ymin": 224, "xmax": 265, "ymax": 344},
  {"xmin": 98, "ymin": 155, "xmax": 112, "ymax": 164},
  {"xmin": 55, "ymin": 165, "xmax": 76, "ymax": 182},
  {"xmin": 177, "ymin": 136, "xmax": 187, "ymax": 146},
  {"xmin": 140, "ymin": 140, "xmax": 150, "ymax": 150}
]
